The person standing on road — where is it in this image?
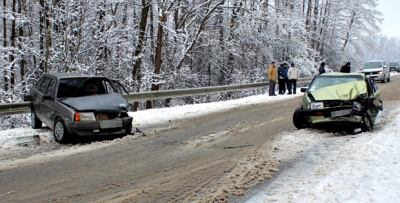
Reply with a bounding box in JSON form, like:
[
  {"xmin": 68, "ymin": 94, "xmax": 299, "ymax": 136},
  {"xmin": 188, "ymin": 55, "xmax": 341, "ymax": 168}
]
[
  {"xmin": 283, "ymin": 63, "xmax": 290, "ymax": 94},
  {"xmin": 288, "ymin": 62, "xmax": 300, "ymax": 94},
  {"xmin": 340, "ymin": 62, "xmax": 351, "ymax": 73},
  {"xmin": 268, "ymin": 62, "xmax": 278, "ymax": 96},
  {"xmin": 277, "ymin": 63, "xmax": 286, "ymax": 95},
  {"xmin": 319, "ymin": 62, "xmax": 326, "ymax": 75}
]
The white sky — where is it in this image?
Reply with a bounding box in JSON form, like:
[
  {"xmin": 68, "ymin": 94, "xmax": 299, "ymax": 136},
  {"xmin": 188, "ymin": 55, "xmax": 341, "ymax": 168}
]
[
  {"xmin": 1, "ymin": 74, "xmax": 400, "ymax": 202},
  {"xmin": 376, "ymin": 0, "xmax": 400, "ymax": 38}
]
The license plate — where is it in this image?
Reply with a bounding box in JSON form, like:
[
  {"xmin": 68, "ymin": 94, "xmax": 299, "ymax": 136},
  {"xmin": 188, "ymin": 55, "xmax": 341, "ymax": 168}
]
[
  {"xmin": 100, "ymin": 120, "xmax": 122, "ymax": 129},
  {"xmin": 331, "ymin": 109, "xmax": 352, "ymax": 117}
]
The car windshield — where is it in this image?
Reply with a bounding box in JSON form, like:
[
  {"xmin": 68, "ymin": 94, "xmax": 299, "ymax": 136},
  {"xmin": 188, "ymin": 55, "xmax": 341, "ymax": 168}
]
[
  {"xmin": 389, "ymin": 62, "xmax": 399, "ymax": 66},
  {"xmin": 308, "ymin": 75, "xmax": 364, "ymax": 92},
  {"xmin": 57, "ymin": 77, "xmax": 117, "ymax": 98},
  {"xmin": 362, "ymin": 62, "xmax": 382, "ymax": 69}
]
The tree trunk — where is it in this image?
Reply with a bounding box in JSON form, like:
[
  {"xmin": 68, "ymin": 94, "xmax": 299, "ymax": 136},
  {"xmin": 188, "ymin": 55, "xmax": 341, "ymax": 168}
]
[
  {"xmin": 3, "ymin": 0, "xmax": 8, "ymax": 91},
  {"xmin": 10, "ymin": 0, "xmax": 16, "ymax": 89},
  {"xmin": 132, "ymin": 0, "xmax": 151, "ymax": 111},
  {"xmin": 18, "ymin": 0, "xmax": 25, "ymax": 85},
  {"xmin": 342, "ymin": 10, "xmax": 355, "ymax": 50},
  {"xmin": 147, "ymin": 7, "xmax": 165, "ymax": 109},
  {"xmin": 39, "ymin": 0, "xmax": 45, "ymax": 72}
]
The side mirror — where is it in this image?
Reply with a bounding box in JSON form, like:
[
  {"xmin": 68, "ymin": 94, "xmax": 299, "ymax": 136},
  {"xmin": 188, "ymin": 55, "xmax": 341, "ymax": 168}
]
[{"xmin": 300, "ymin": 87, "xmax": 308, "ymax": 92}]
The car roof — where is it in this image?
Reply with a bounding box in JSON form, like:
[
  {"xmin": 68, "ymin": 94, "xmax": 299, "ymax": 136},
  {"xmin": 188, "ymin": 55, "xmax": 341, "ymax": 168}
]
[{"xmin": 45, "ymin": 72, "xmax": 105, "ymax": 79}]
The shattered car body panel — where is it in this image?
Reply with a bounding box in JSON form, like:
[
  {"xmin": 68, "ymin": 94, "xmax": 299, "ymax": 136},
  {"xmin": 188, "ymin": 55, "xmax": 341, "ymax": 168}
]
[
  {"xmin": 293, "ymin": 73, "xmax": 382, "ymax": 131},
  {"xmin": 60, "ymin": 93, "xmax": 130, "ymax": 112},
  {"xmin": 29, "ymin": 73, "xmax": 133, "ymax": 143},
  {"xmin": 308, "ymin": 81, "xmax": 367, "ymax": 101}
]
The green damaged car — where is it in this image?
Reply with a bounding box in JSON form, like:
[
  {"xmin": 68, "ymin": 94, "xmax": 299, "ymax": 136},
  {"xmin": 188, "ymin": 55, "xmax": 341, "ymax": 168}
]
[{"xmin": 293, "ymin": 72, "xmax": 383, "ymax": 132}]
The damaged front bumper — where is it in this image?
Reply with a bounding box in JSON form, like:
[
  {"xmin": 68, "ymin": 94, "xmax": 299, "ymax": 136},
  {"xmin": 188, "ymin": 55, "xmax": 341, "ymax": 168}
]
[
  {"xmin": 66, "ymin": 116, "xmax": 133, "ymax": 136},
  {"xmin": 299, "ymin": 105, "xmax": 363, "ymax": 127}
]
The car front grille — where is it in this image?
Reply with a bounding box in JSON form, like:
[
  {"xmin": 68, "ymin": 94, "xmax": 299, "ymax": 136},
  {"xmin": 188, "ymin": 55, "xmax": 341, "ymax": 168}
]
[
  {"xmin": 95, "ymin": 112, "xmax": 119, "ymax": 120},
  {"xmin": 323, "ymin": 100, "xmax": 353, "ymax": 108},
  {"xmin": 364, "ymin": 71, "xmax": 380, "ymax": 75}
]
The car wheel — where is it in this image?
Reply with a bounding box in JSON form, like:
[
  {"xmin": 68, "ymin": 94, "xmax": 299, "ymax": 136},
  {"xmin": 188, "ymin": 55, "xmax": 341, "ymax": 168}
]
[
  {"xmin": 126, "ymin": 123, "xmax": 133, "ymax": 135},
  {"xmin": 382, "ymin": 76, "xmax": 386, "ymax": 83},
  {"xmin": 293, "ymin": 106, "xmax": 308, "ymax": 129},
  {"xmin": 31, "ymin": 109, "xmax": 42, "ymax": 129},
  {"xmin": 387, "ymin": 75, "xmax": 390, "ymax": 82},
  {"xmin": 361, "ymin": 113, "xmax": 373, "ymax": 132},
  {"xmin": 54, "ymin": 118, "xmax": 70, "ymax": 143}
]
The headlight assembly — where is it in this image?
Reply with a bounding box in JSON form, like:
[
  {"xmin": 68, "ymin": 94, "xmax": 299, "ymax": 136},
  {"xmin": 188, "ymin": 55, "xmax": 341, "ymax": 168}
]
[
  {"xmin": 74, "ymin": 112, "xmax": 96, "ymax": 121},
  {"xmin": 310, "ymin": 102, "xmax": 324, "ymax": 110}
]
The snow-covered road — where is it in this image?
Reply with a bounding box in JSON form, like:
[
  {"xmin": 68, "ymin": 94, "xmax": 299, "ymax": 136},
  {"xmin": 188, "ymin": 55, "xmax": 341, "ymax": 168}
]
[{"xmin": 1, "ymin": 76, "xmax": 400, "ymax": 202}]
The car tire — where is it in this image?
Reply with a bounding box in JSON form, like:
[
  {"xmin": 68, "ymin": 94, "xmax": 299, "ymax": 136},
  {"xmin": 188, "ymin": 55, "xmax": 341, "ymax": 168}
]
[
  {"xmin": 361, "ymin": 113, "xmax": 373, "ymax": 132},
  {"xmin": 382, "ymin": 76, "xmax": 386, "ymax": 83},
  {"xmin": 31, "ymin": 109, "xmax": 42, "ymax": 129},
  {"xmin": 293, "ymin": 106, "xmax": 308, "ymax": 129},
  {"xmin": 126, "ymin": 123, "xmax": 133, "ymax": 135},
  {"xmin": 54, "ymin": 118, "xmax": 71, "ymax": 143},
  {"xmin": 387, "ymin": 75, "xmax": 390, "ymax": 82}
]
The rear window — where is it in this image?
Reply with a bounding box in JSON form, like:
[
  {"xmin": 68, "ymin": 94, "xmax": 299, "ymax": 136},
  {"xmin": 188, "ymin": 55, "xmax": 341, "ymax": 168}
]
[{"xmin": 389, "ymin": 62, "xmax": 399, "ymax": 66}]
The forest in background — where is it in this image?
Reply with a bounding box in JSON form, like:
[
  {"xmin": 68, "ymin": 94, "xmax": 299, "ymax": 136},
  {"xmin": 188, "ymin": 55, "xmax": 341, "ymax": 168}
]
[{"xmin": 1, "ymin": 0, "xmax": 400, "ymax": 129}]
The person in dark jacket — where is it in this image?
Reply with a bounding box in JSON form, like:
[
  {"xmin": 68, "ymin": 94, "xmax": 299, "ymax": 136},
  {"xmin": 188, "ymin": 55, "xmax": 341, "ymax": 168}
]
[
  {"xmin": 340, "ymin": 62, "xmax": 351, "ymax": 73},
  {"xmin": 283, "ymin": 63, "xmax": 290, "ymax": 94},
  {"xmin": 277, "ymin": 63, "xmax": 286, "ymax": 94},
  {"xmin": 319, "ymin": 62, "xmax": 326, "ymax": 75}
]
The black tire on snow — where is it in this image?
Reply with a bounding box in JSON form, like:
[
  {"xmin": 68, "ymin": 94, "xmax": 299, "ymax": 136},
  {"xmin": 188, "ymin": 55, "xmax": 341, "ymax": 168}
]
[
  {"xmin": 53, "ymin": 118, "xmax": 71, "ymax": 143},
  {"xmin": 293, "ymin": 106, "xmax": 308, "ymax": 129},
  {"xmin": 125, "ymin": 123, "xmax": 133, "ymax": 135},
  {"xmin": 31, "ymin": 109, "xmax": 42, "ymax": 129},
  {"xmin": 361, "ymin": 113, "xmax": 373, "ymax": 132},
  {"xmin": 382, "ymin": 76, "xmax": 386, "ymax": 83}
]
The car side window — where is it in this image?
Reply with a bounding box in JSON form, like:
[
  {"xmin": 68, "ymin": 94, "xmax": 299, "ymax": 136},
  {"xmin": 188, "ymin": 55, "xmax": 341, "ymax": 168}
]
[
  {"xmin": 103, "ymin": 80, "xmax": 118, "ymax": 94},
  {"xmin": 37, "ymin": 77, "xmax": 51, "ymax": 93},
  {"xmin": 35, "ymin": 76, "xmax": 45, "ymax": 89},
  {"xmin": 45, "ymin": 78, "xmax": 56, "ymax": 96}
]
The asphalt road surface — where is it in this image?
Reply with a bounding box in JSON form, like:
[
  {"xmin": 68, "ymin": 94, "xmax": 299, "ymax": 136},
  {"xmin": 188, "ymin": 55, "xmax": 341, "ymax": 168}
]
[{"xmin": 0, "ymin": 76, "xmax": 399, "ymax": 202}]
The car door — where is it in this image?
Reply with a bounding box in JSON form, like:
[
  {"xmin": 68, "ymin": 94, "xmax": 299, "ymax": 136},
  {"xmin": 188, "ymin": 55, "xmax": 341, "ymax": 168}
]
[
  {"xmin": 40, "ymin": 77, "xmax": 57, "ymax": 128},
  {"xmin": 366, "ymin": 78, "xmax": 381, "ymax": 123},
  {"xmin": 32, "ymin": 76, "xmax": 51, "ymax": 122}
]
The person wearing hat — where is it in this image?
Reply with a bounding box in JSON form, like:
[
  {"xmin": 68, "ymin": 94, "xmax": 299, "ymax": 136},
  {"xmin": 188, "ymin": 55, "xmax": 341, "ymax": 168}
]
[
  {"xmin": 340, "ymin": 62, "xmax": 351, "ymax": 73},
  {"xmin": 277, "ymin": 63, "xmax": 286, "ymax": 94},
  {"xmin": 319, "ymin": 62, "xmax": 326, "ymax": 75}
]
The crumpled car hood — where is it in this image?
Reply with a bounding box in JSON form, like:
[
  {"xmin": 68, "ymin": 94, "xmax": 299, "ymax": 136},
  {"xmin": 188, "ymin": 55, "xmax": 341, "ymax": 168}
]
[
  {"xmin": 60, "ymin": 93, "xmax": 129, "ymax": 112},
  {"xmin": 310, "ymin": 81, "xmax": 367, "ymax": 101}
]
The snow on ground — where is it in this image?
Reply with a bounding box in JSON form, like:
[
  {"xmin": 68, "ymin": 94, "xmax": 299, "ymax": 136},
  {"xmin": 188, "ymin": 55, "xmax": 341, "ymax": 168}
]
[
  {"xmin": 1, "ymin": 74, "xmax": 400, "ymax": 202},
  {"xmin": 246, "ymin": 107, "xmax": 400, "ymax": 202}
]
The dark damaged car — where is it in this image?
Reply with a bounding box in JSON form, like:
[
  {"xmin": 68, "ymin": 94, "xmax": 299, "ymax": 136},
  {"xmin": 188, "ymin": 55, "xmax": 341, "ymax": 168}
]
[
  {"xmin": 293, "ymin": 72, "xmax": 382, "ymax": 132},
  {"xmin": 29, "ymin": 73, "xmax": 133, "ymax": 143}
]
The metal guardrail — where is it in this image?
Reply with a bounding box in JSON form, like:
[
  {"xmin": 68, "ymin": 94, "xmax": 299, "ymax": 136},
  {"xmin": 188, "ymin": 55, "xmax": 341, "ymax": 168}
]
[{"xmin": 0, "ymin": 77, "xmax": 313, "ymax": 116}]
